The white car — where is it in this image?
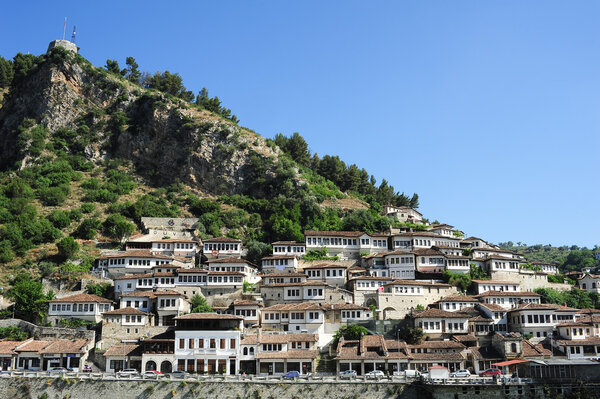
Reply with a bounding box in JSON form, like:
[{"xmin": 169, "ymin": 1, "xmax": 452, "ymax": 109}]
[
  {"xmin": 365, "ymin": 370, "xmax": 385, "ymax": 379},
  {"xmin": 117, "ymin": 369, "xmax": 138, "ymax": 377},
  {"xmin": 450, "ymin": 369, "xmax": 471, "ymax": 378}
]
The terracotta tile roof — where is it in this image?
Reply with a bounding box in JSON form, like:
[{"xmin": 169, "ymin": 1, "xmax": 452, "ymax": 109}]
[
  {"xmin": 203, "ymin": 237, "xmax": 241, "ymax": 243},
  {"xmin": 349, "ymin": 276, "xmax": 395, "ymax": 281},
  {"xmin": 474, "ymin": 291, "xmax": 540, "ymax": 298},
  {"xmin": 452, "ymin": 334, "xmax": 477, "ymax": 342},
  {"xmin": 153, "ymin": 272, "xmax": 175, "ymax": 277},
  {"xmin": 120, "ymin": 291, "xmax": 157, "ymax": 298},
  {"xmin": 104, "ymin": 343, "xmax": 142, "ymax": 357},
  {"xmin": 240, "ymin": 335, "xmax": 258, "ymax": 345},
  {"xmin": 272, "ymin": 241, "xmax": 305, "ymax": 245},
  {"xmin": 102, "ymin": 307, "xmax": 148, "ymax": 315},
  {"xmin": 304, "ymin": 230, "xmax": 364, "ymax": 237},
  {"xmin": 557, "ymin": 337, "xmax": 600, "ymax": 346},
  {"xmin": 507, "ymin": 303, "xmax": 577, "ymax": 312},
  {"xmin": 49, "ymin": 293, "xmax": 112, "ymax": 303},
  {"xmin": 407, "ymin": 341, "xmax": 465, "ymax": 350},
  {"xmin": 413, "ymin": 248, "xmax": 446, "ymax": 256},
  {"xmin": 263, "ymin": 303, "xmax": 323, "ymax": 311},
  {"xmin": 176, "ymin": 268, "xmax": 209, "ymax": 274},
  {"xmin": 205, "ymin": 271, "xmax": 246, "ymax": 276},
  {"xmin": 255, "ymin": 350, "xmax": 318, "ymax": 359},
  {"xmin": 0, "ymin": 341, "xmax": 23, "ymax": 355},
  {"xmin": 469, "ymin": 315, "xmax": 493, "ymax": 322},
  {"xmin": 98, "ymin": 250, "xmax": 172, "ymax": 260},
  {"xmin": 114, "ymin": 273, "xmax": 153, "ymax": 280},
  {"xmin": 472, "ymin": 280, "xmax": 520, "ymax": 285},
  {"xmin": 321, "ymin": 303, "xmax": 369, "ymax": 311},
  {"xmin": 412, "ymin": 308, "xmax": 471, "ymax": 319},
  {"xmin": 438, "ymin": 295, "xmax": 478, "ymax": 302},
  {"xmin": 233, "ymin": 300, "xmax": 263, "ymax": 307},
  {"xmin": 174, "ymin": 313, "xmax": 242, "ymax": 320},
  {"xmin": 149, "ymin": 238, "xmax": 197, "ymax": 243},
  {"xmin": 16, "ymin": 340, "xmax": 50, "ymax": 352},
  {"xmin": 39, "ymin": 339, "xmax": 90, "ymax": 354},
  {"xmin": 152, "ymin": 290, "xmax": 186, "ymax": 296},
  {"xmin": 478, "ymin": 303, "xmax": 506, "ymax": 312},
  {"xmin": 258, "ymin": 333, "xmax": 318, "ymax": 344},
  {"xmin": 522, "ymin": 340, "xmax": 552, "ymax": 357},
  {"xmin": 409, "ymin": 352, "xmax": 465, "ymax": 361},
  {"xmin": 207, "ymin": 257, "xmax": 251, "ymax": 264}
]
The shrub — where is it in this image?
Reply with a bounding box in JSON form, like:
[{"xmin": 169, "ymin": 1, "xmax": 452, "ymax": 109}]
[
  {"xmin": 0, "ymin": 240, "xmax": 14, "ymax": 263},
  {"xmin": 56, "ymin": 236, "xmax": 80, "ymax": 259},
  {"xmin": 81, "ymin": 203, "xmax": 95, "ymax": 213},
  {"xmin": 37, "ymin": 185, "xmax": 69, "ymax": 206},
  {"xmin": 102, "ymin": 214, "xmax": 135, "ymax": 241},
  {"xmin": 47, "ymin": 210, "xmax": 72, "ymax": 229},
  {"xmin": 74, "ymin": 218, "xmax": 102, "ymax": 239}
]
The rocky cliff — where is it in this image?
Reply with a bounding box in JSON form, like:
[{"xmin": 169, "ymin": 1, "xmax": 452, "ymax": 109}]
[{"xmin": 0, "ymin": 48, "xmax": 296, "ymax": 197}]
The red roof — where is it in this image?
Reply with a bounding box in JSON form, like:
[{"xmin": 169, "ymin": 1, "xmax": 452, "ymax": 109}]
[{"xmin": 492, "ymin": 360, "xmax": 529, "ymax": 367}]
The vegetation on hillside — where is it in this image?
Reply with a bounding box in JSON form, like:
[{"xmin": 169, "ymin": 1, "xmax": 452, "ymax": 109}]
[
  {"xmin": 535, "ymin": 287, "xmax": 600, "ymax": 310},
  {"xmin": 498, "ymin": 242, "xmax": 599, "ymax": 273}
]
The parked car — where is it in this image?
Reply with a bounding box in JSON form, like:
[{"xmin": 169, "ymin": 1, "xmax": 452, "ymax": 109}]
[
  {"xmin": 420, "ymin": 372, "xmax": 430, "ymax": 379},
  {"xmin": 479, "ymin": 368, "xmax": 501, "ymax": 377},
  {"xmin": 117, "ymin": 369, "xmax": 139, "ymax": 377},
  {"xmin": 282, "ymin": 371, "xmax": 300, "ymax": 380},
  {"xmin": 401, "ymin": 369, "xmax": 421, "ymax": 378},
  {"xmin": 47, "ymin": 367, "xmax": 69, "ymax": 374},
  {"xmin": 365, "ymin": 370, "xmax": 385, "ymax": 379},
  {"xmin": 450, "ymin": 369, "xmax": 471, "ymax": 378},
  {"xmin": 170, "ymin": 370, "xmax": 188, "ymax": 378},
  {"xmin": 82, "ymin": 365, "xmax": 92, "ymax": 373},
  {"xmin": 339, "ymin": 370, "xmax": 357, "ymax": 379},
  {"xmin": 143, "ymin": 370, "xmax": 164, "ymax": 378}
]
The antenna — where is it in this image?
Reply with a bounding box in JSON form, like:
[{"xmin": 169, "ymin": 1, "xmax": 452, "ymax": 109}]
[{"xmin": 71, "ymin": 26, "xmax": 77, "ymax": 43}]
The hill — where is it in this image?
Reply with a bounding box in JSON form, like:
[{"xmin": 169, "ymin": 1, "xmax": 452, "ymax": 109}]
[
  {"xmin": 0, "ymin": 45, "xmax": 417, "ymax": 284},
  {"xmin": 498, "ymin": 242, "xmax": 599, "ymax": 273}
]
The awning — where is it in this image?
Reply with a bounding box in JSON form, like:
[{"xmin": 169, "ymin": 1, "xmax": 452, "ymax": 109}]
[{"xmin": 492, "ymin": 360, "xmax": 530, "ymax": 367}]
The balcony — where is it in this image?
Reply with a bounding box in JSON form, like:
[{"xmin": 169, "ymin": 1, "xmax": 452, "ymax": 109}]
[{"xmin": 194, "ymin": 348, "xmax": 217, "ymax": 355}]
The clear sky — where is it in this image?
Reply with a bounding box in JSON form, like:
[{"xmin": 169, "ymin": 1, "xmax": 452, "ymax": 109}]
[{"xmin": 2, "ymin": 1, "xmax": 599, "ymax": 247}]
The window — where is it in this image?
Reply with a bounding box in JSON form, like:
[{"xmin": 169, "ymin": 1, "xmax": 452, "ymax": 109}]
[
  {"xmin": 179, "ymin": 339, "xmax": 185, "ymax": 349},
  {"xmin": 230, "ymin": 339, "xmax": 236, "ymax": 349},
  {"xmin": 189, "ymin": 339, "xmax": 194, "ymax": 349}
]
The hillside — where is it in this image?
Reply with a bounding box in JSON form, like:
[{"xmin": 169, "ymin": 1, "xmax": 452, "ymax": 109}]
[
  {"xmin": 498, "ymin": 242, "xmax": 599, "ymax": 273},
  {"xmin": 0, "ymin": 45, "xmax": 417, "ymax": 284}
]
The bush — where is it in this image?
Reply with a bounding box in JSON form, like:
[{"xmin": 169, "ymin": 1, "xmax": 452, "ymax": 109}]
[
  {"xmin": 37, "ymin": 185, "xmax": 69, "ymax": 206},
  {"xmin": 47, "ymin": 210, "xmax": 72, "ymax": 229},
  {"xmin": 74, "ymin": 218, "xmax": 102, "ymax": 239},
  {"xmin": 56, "ymin": 236, "xmax": 80, "ymax": 259},
  {"xmin": 0, "ymin": 240, "xmax": 15, "ymax": 263},
  {"xmin": 102, "ymin": 214, "xmax": 135, "ymax": 241},
  {"xmin": 81, "ymin": 203, "xmax": 95, "ymax": 213}
]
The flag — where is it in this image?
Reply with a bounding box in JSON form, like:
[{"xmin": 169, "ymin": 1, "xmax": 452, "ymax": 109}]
[{"xmin": 64, "ymin": 17, "xmax": 67, "ymax": 28}]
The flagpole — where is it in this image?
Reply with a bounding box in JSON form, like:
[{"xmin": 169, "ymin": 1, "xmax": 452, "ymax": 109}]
[{"xmin": 62, "ymin": 17, "xmax": 67, "ymax": 40}]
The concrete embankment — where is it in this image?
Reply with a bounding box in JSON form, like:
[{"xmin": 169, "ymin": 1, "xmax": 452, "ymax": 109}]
[{"xmin": 0, "ymin": 378, "xmax": 421, "ymax": 399}]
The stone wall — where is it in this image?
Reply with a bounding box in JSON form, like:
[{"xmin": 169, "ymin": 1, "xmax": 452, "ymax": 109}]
[
  {"xmin": 490, "ymin": 270, "xmax": 572, "ymax": 292},
  {"xmin": 0, "ymin": 318, "xmax": 95, "ymax": 341},
  {"xmin": 0, "ymin": 377, "xmax": 419, "ymax": 399},
  {"xmin": 100, "ymin": 323, "xmax": 170, "ymax": 349}
]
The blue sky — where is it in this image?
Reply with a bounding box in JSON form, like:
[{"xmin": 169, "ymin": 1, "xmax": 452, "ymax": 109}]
[{"xmin": 2, "ymin": 1, "xmax": 599, "ymax": 247}]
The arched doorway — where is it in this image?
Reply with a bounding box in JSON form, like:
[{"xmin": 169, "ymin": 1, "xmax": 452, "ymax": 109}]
[
  {"xmin": 146, "ymin": 361, "xmax": 157, "ymax": 371},
  {"xmin": 160, "ymin": 361, "xmax": 172, "ymax": 373}
]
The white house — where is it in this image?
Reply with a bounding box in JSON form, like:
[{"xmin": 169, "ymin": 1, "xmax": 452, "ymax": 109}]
[
  {"xmin": 261, "ymin": 302, "xmax": 326, "ymax": 337},
  {"xmin": 261, "ymin": 255, "xmax": 298, "ymax": 274},
  {"xmin": 413, "ymin": 308, "xmax": 470, "ymax": 335},
  {"xmin": 384, "ymin": 251, "xmax": 416, "ymax": 279},
  {"xmin": 232, "ymin": 300, "xmax": 262, "ymax": 328},
  {"xmin": 436, "ymin": 295, "xmax": 479, "ymax": 312},
  {"xmin": 474, "ymin": 291, "xmax": 541, "ymax": 309},
  {"xmin": 530, "ymin": 261, "xmax": 559, "ymax": 275},
  {"xmin": 383, "ymin": 205, "xmax": 424, "ymax": 224},
  {"xmin": 206, "ymin": 257, "xmax": 260, "ymax": 284},
  {"xmin": 508, "ymin": 303, "xmax": 578, "ymax": 341},
  {"xmin": 48, "ymin": 293, "xmax": 113, "ymax": 325},
  {"xmin": 96, "ymin": 250, "xmax": 177, "ymax": 275},
  {"xmin": 173, "ymin": 313, "xmax": 243, "ymax": 374},
  {"xmin": 472, "ymin": 280, "xmax": 521, "ymax": 294},
  {"xmin": 271, "ymin": 241, "xmax": 306, "ymax": 257},
  {"xmin": 302, "ymin": 263, "xmax": 347, "ymax": 287},
  {"xmin": 203, "ymin": 237, "xmax": 242, "ymax": 259},
  {"xmin": 578, "ymin": 274, "xmax": 600, "ymax": 293}
]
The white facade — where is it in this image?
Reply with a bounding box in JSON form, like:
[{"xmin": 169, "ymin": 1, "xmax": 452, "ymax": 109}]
[
  {"xmin": 272, "ymin": 241, "xmax": 305, "ymax": 257},
  {"xmin": 472, "ymin": 280, "xmax": 521, "ymax": 294},
  {"xmin": 261, "ymin": 256, "xmax": 298, "ymax": 274},
  {"xmin": 578, "ymin": 274, "xmax": 600, "ymax": 293}
]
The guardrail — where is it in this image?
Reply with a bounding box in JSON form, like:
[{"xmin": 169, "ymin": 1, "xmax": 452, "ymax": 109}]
[{"xmin": 0, "ymin": 371, "xmax": 410, "ymax": 384}]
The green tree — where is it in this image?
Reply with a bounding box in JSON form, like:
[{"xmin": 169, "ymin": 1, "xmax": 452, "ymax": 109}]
[
  {"xmin": 6, "ymin": 273, "xmax": 54, "ymax": 323},
  {"xmin": 102, "ymin": 214, "xmax": 135, "ymax": 241},
  {"xmin": 443, "ymin": 270, "xmax": 472, "ymax": 292},
  {"xmin": 86, "ymin": 283, "xmax": 112, "ymax": 298},
  {"xmin": 369, "ymin": 304, "xmax": 377, "ymax": 320},
  {"xmin": 398, "ymin": 326, "xmax": 424, "ymax": 344},
  {"xmin": 148, "ymin": 70, "xmax": 194, "ymax": 101},
  {"xmin": 0, "ymin": 240, "xmax": 14, "ymax": 263},
  {"xmin": 190, "ymin": 294, "xmax": 213, "ymax": 313},
  {"xmin": 245, "ymin": 240, "xmax": 272, "ymax": 268},
  {"xmin": 56, "ymin": 236, "xmax": 80, "ymax": 260},
  {"xmin": 74, "ymin": 218, "xmax": 102, "ymax": 239},
  {"xmin": 0, "ymin": 326, "xmax": 29, "ymax": 341},
  {"xmin": 104, "ymin": 59, "xmax": 123, "ymax": 75},
  {"xmin": 332, "ymin": 324, "xmax": 369, "ymax": 347},
  {"xmin": 0, "ymin": 56, "xmax": 14, "ymax": 87},
  {"xmin": 123, "ymin": 56, "xmax": 141, "ymax": 83}
]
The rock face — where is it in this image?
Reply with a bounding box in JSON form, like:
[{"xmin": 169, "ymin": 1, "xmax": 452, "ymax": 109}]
[{"xmin": 0, "ymin": 50, "xmax": 295, "ymax": 196}]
